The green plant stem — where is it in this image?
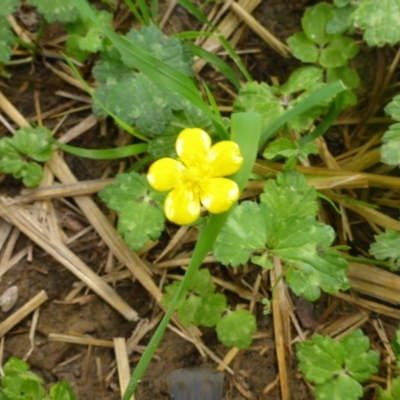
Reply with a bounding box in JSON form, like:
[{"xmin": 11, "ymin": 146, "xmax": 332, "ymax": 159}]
[
  {"xmin": 121, "ymin": 112, "xmax": 261, "ymax": 399},
  {"xmin": 124, "ymin": 0, "xmax": 144, "ymax": 24}
]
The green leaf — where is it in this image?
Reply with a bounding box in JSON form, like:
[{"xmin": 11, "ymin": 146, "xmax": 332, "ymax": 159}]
[
  {"xmin": 378, "ymin": 376, "xmax": 400, "ymax": 400},
  {"xmin": 279, "ymin": 66, "xmax": 323, "ymax": 95},
  {"xmin": 1, "ymin": 0, "xmax": 19, "ymax": 16},
  {"xmin": 263, "ymin": 137, "xmax": 319, "ymax": 169},
  {"xmin": 49, "ymin": 381, "xmax": 76, "ymax": 400},
  {"xmin": 296, "ymin": 330, "xmax": 379, "ymax": 400},
  {"xmin": 0, "ymin": 138, "xmax": 23, "ymax": 174},
  {"xmin": 177, "ymin": 294, "xmax": 202, "ymax": 326},
  {"xmin": 148, "ymin": 102, "xmax": 214, "ymax": 158},
  {"xmin": 234, "ymin": 82, "xmax": 283, "ymax": 134},
  {"xmin": 99, "ymin": 171, "xmax": 166, "ymax": 251},
  {"xmin": 352, "ymin": 0, "xmax": 400, "ymax": 47},
  {"xmin": 302, "ymin": 3, "xmax": 334, "ymax": 46},
  {"xmin": 20, "ymin": 162, "xmax": 44, "ymax": 188},
  {"xmin": 370, "ymin": 229, "xmax": 400, "ymax": 270},
  {"xmin": 66, "ymin": 10, "xmax": 112, "ymax": 61},
  {"xmin": 319, "ymin": 36, "xmax": 359, "ymax": 68},
  {"xmin": 326, "ymin": 4, "xmax": 357, "ymax": 35},
  {"xmin": 27, "ymin": 0, "xmax": 79, "ymax": 23},
  {"xmin": 0, "ymin": 17, "xmax": 16, "ymax": 63},
  {"xmin": 327, "ymin": 66, "xmax": 360, "ymax": 90},
  {"xmin": 216, "ymin": 309, "xmax": 256, "ymax": 349},
  {"xmin": 12, "ymin": 127, "xmax": 53, "ymax": 162},
  {"xmin": 385, "ymin": 95, "xmax": 400, "ymax": 121},
  {"xmin": 193, "ymin": 293, "xmax": 227, "ymax": 327},
  {"xmin": 381, "ymin": 125, "xmax": 400, "ymax": 166},
  {"xmin": 125, "ymin": 24, "xmax": 193, "ymax": 76},
  {"xmin": 287, "ymin": 32, "xmax": 319, "ymax": 63},
  {"xmin": 212, "ymin": 201, "xmax": 271, "ymax": 268}
]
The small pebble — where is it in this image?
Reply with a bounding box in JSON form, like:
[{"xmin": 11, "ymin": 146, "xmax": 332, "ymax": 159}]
[{"xmin": 0, "ymin": 286, "xmax": 19, "ymax": 312}]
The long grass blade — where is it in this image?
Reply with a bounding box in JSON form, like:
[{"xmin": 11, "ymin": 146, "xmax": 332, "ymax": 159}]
[{"xmin": 121, "ymin": 112, "xmax": 261, "ymax": 399}]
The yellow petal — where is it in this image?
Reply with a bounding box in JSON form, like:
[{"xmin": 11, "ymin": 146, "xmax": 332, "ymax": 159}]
[
  {"xmin": 176, "ymin": 128, "xmax": 211, "ymax": 168},
  {"xmin": 165, "ymin": 186, "xmax": 201, "ymax": 225},
  {"xmin": 208, "ymin": 141, "xmax": 243, "ymax": 177},
  {"xmin": 200, "ymin": 178, "xmax": 240, "ymax": 214},
  {"xmin": 147, "ymin": 158, "xmax": 184, "ymax": 191}
]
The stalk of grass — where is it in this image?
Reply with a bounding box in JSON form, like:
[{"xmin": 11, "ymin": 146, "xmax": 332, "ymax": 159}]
[
  {"xmin": 177, "ymin": 0, "xmax": 213, "ymax": 27},
  {"xmin": 123, "ymin": 0, "xmax": 145, "ymax": 25},
  {"xmin": 51, "ymin": 139, "xmax": 148, "ymax": 159},
  {"xmin": 121, "ymin": 112, "xmax": 261, "ymax": 399},
  {"xmin": 136, "ymin": 0, "xmax": 151, "ymax": 24}
]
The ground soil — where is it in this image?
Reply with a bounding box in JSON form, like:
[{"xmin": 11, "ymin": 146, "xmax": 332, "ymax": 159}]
[{"xmin": 0, "ymin": 1, "xmax": 396, "ymax": 399}]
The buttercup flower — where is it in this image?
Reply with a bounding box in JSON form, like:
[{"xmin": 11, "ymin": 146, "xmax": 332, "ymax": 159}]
[{"xmin": 147, "ymin": 128, "xmax": 243, "ymax": 225}]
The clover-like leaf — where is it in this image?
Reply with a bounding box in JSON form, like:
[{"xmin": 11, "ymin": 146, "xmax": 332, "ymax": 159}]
[
  {"xmin": 297, "ymin": 330, "xmax": 379, "ymax": 400},
  {"xmin": 287, "ymin": 32, "xmax": 319, "ymax": 63},
  {"xmin": 370, "ymin": 229, "xmax": 400, "ymax": 270},
  {"xmin": 302, "ymin": 3, "xmax": 335, "ymax": 46},
  {"xmin": 99, "ymin": 171, "xmax": 166, "ymax": 251},
  {"xmin": 319, "ymin": 36, "xmax": 359, "ymax": 68},
  {"xmin": 193, "ymin": 293, "xmax": 227, "ymax": 327},
  {"xmin": 352, "ymin": 0, "xmax": 400, "ymax": 47},
  {"xmin": 326, "ymin": 4, "xmax": 357, "ymax": 35},
  {"xmin": 378, "ymin": 376, "xmax": 400, "ymax": 400},
  {"xmin": 216, "ymin": 310, "xmax": 256, "ymax": 349}
]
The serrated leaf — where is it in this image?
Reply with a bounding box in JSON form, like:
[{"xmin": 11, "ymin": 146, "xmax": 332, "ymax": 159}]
[
  {"xmin": 297, "ymin": 330, "xmax": 379, "ymax": 400},
  {"xmin": 50, "ymin": 380, "xmax": 77, "ymax": 400},
  {"xmin": 178, "ymin": 295, "xmax": 202, "ymax": 327},
  {"xmin": 148, "ymin": 102, "xmax": 214, "ymax": 158},
  {"xmin": 124, "ymin": 25, "xmax": 193, "ymax": 76},
  {"xmin": 381, "ymin": 125, "xmax": 400, "ymax": 166},
  {"xmin": 161, "ymin": 281, "xmax": 186, "ymax": 309},
  {"xmin": 216, "ymin": 310, "xmax": 256, "ymax": 349},
  {"xmin": 213, "ymin": 201, "xmax": 271, "ymax": 268},
  {"xmin": 0, "ymin": 137, "xmax": 22, "ymax": 174},
  {"xmin": 302, "ymin": 3, "xmax": 335, "ymax": 46},
  {"xmin": 352, "ymin": 0, "xmax": 400, "ymax": 47},
  {"xmin": 20, "ymin": 162, "xmax": 44, "ymax": 188},
  {"xmin": 0, "ymin": 17, "xmax": 16, "ymax": 63},
  {"xmin": 234, "ymin": 82, "xmax": 283, "ymax": 133},
  {"xmin": 193, "ymin": 293, "xmax": 227, "ymax": 327},
  {"xmin": 370, "ymin": 229, "xmax": 400, "ymax": 270},
  {"xmin": 260, "ymin": 170, "xmax": 319, "ymax": 220},
  {"xmin": 319, "ymin": 36, "xmax": 359, "ymax": 68},
  {"xmin": 279, "ymin": 66, "xmax": 323, "ymax": 95},
  {"xmin": 385, "ymin": 95, "xmax": 400, "ymax": 121},
  {"xmin": 287, "ymin": 32, "xmax": 319, "ymax": 63},
  {"xmin": 12, "ymin": 126, "xmax": 53, "ymax": 161},
  {"xmin": 99, "ymin": 171, "xmax": 166, "ymax": 251},
  {"xmin": 27, "ymin": 0, "xmax": 79, "ymax": 23}
]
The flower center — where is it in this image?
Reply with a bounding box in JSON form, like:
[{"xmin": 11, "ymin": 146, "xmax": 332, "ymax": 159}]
[{"xmin": 178, "ymin": 158, "xmax": 211, "ymax": 194}]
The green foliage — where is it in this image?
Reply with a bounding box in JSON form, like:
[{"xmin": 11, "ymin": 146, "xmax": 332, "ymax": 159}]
[
  {"xmin": 66, "ymin": 9, "xmax": 112, "ymax": 62},
  {"xmin": 352, "ymin": 0, "xmax": 400, "ymax": 47},
  {"xmin": 92, "ymin": 24, "xmax": 200, "ymax": 136},
  {"xmin": 381, "ymin": 95, "xmax": 400, "ymax": 166},
  {"xmin": 0, "ymin": 0, "xmax": 18, "ymax": 64},
  {"xmin": 0, "ymin": 126, "xmax": 53, "ymax": 187},
  {"xmin": 213, "ymin": 171, "xmax": 350, "ymax": 301},
  {"xmin": 263, "ymin": 137, "xmax": 319, "ymax": 169},
  {"xmin": 99, "ymin": 171, "xmax": 166, "ymax": 251},
  {"xmin": 379, "ymin": 376, "xmax": 400, "ymax": 400},
  {"xmin": 370, "ymin": 229, "xmax": 400, "ymax": 271},
  {"xmin": 287, "ymin": 3, "xmax": 359, "ymax": 67},
  {"xmin": 0, "ymin": 357, "xmax": 76, "ymax": 400},
  {"xmin": 27, "ymin": 0, "xmax": 79, "ymax": 23},
  {"xmin": 296, "ymin": 330, "xmax": 379, "ymax": 400},
  {"xmin": 161, "ymin": 269, "xmax": 256, "ymax": 348},
  {"xmin": 234, "ymin": 66, "xmax": 335, "ymax": 134}
]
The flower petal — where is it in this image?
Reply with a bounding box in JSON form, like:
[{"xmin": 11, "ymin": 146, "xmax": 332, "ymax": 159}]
[
  {"xmin": 176, "ymin": 128, "xmax": 211, "ymax": 168},
  {"xmin": 165, "ymin": 186, "xmax": 201, "ymax": 225},
  {"xmin": 208, "ymin": 141, "xmax": 243, "ymax": 177},
  {"xmin": 200, "ymin": 178, "xmax": 240, "ymax": 214},
  {"xmin": 147, "ymin": 158, "xmax": 184, "ymax": 191}
]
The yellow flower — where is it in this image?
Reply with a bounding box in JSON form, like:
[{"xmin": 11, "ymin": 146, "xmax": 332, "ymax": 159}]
[{"xmin": 147, "ymin": 128, "xmax": 243, "ymax": 225}]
